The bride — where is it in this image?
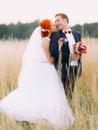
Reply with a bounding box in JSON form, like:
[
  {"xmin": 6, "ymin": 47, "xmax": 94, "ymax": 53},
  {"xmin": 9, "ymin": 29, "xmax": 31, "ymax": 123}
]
[{"xmin": 0, "ymin": 19, "xmax": 74, "ymax": 130}]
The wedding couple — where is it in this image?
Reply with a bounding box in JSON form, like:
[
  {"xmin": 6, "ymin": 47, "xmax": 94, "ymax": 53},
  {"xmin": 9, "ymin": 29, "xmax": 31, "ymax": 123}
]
[{"xmin": 0, "ymin": 13, "xmax": 82, "ymax": 130}]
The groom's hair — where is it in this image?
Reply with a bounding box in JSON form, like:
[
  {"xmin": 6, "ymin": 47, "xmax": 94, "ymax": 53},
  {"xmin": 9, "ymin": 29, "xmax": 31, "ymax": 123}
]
[{"xmin": 55, "ymin": 13, "xmax": 69, "ymax": 23}]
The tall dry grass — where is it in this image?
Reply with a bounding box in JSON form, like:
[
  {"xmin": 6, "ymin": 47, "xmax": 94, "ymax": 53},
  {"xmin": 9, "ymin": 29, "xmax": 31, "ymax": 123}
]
[{"xmin": 0, "ymin": 38, "xmax": 98, "ymax": 130}]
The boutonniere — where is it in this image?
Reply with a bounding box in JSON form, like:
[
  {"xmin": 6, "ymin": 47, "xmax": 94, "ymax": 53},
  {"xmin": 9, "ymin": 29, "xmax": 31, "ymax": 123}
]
[
  {"xmin": 58, "ymin": 38, "xmax": 68, "ymax": 44},
  {"xmin": 73, "ymin": 41, "xmax": 87, "ymax": 54},
  {"xmin": 58, "ymin": 38, "xmax": 68, "ymax": 50},
  {"xmin": 64, "ymin": 38, "xmax": 68, "ymax": 43}
]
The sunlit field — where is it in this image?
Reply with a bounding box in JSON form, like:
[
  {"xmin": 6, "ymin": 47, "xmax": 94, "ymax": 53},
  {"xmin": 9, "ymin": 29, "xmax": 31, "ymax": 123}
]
[{"xmin": 0, "ymin": 38, "xmax": 98, "ymax": 130}]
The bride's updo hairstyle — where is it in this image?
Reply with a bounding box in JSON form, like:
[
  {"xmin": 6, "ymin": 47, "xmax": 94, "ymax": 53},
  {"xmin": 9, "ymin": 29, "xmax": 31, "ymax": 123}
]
[{"xmin": 39, "ymin": 19, "xmax": 51, "ymax": 37}]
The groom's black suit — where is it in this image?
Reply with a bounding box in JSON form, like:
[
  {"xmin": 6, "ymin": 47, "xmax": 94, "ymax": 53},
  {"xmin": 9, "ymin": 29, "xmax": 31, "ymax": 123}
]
[{"xmin": 50, "ymin": 30, "xmax": 82, "ymax": 97}]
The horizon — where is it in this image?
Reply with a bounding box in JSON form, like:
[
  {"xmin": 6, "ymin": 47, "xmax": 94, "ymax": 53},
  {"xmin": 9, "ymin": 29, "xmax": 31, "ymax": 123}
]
[{"xmin": 0, "ymin": 20, "xmax": 97, "ymax": 27}]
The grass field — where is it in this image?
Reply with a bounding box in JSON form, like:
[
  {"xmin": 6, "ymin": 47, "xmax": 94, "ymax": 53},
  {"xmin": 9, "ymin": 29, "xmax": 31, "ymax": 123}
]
[{"xmin": 0, "ymin": 38, "xmax": 98, "ymax": 130}]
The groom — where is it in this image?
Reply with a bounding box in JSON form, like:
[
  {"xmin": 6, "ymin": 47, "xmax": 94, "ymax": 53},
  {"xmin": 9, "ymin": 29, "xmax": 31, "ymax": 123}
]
[{"xmin": 50, "ymin": 13, "xmax": 82, "ymax": 99}]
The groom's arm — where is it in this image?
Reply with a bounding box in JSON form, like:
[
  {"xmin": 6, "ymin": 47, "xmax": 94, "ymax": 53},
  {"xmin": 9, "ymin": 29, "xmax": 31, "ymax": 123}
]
[{"xmin": 49, "ymin": 32, "xmax": 59, "ymax": 60}]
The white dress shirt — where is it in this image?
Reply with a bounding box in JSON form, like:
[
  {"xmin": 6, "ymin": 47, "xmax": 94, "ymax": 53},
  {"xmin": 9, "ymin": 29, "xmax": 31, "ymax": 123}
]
[{"xmin": 63, "ymin": 29, "xmax": 78, "ymax": 66}]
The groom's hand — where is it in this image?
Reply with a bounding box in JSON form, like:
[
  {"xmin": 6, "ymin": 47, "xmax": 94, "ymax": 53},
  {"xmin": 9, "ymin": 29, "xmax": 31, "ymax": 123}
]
[
  {"xmin": 58, "ymin": 38, "xmax": 64, "ymax": 45},
  {"xmin": 71, "ymin": 54, "xmax": 80, "ymax": 60}
]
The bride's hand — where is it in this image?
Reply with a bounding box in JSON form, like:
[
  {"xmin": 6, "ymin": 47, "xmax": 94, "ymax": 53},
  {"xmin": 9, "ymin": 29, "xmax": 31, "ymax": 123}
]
[{"xmin": 50, "ymin": 57, "xmax": 55, "ymax": 64}]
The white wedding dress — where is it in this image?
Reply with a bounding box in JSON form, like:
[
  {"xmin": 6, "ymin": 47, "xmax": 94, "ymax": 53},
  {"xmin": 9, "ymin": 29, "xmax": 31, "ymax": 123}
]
[{"xmin": 0, "ymin": 27, "xmax": 74, "ymax": 130}]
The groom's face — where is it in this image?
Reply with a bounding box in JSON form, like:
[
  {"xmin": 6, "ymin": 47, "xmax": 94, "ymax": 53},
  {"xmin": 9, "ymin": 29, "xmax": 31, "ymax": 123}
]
[
  {"xmin": 51, "ymin": 22, "xmax": 56, "ymax": 32},
  {"xmin": 55, "ymin": 15, "xmax": 68, "ymax": 30}
]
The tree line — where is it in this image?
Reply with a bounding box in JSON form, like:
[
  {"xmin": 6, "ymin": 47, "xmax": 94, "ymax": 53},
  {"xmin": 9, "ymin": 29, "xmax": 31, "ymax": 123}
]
[
  {"xmin": 0, "ymin": 20, "xmax": 39, "ymax": 40},
  {"xmin": 72, "ymin": 22, "xmax": 98, "ymax": 38},
  {"xmin": 0, "ymin": 20, "xmax": 98, "ymax": 40}
]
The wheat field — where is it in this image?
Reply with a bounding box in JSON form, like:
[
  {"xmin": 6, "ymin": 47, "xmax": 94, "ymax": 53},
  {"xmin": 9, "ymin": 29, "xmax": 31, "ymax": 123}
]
[{"xmin": 0, "ymin": 38, "xmax": 98, "ymax": 130}]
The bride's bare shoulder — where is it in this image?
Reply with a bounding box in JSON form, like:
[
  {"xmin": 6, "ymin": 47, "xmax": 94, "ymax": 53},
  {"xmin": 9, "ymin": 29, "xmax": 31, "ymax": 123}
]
[
  {"xmin": 42, "ymin": 37, "xmax": 50, "ymax": 41},
  {"xmin": 42, "ymin": 37, "xmax": 50, "ymax": 48}
]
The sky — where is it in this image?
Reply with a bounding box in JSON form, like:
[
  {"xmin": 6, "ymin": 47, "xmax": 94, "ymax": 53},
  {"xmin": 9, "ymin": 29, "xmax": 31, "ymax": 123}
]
[{"xmin": 0, "ymin": 0, "xmax": 97, "ymax": 26}]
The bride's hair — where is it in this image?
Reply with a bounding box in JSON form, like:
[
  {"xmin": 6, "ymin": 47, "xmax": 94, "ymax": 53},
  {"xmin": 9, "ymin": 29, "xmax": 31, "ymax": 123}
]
[{"xmin": 39, "ymin": 19, "xmax": 51, "ymax": 37}]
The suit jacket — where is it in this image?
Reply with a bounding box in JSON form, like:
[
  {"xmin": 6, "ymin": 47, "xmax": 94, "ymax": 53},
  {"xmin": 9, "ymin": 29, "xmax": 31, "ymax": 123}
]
[{"xmin": 50, "ymin": 29, "xmax": 82, "ymax": 79}]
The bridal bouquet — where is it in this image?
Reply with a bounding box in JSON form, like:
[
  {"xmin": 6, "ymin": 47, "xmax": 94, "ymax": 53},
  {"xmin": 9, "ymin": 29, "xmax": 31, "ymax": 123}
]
[{"xmin": 73, "ymin": 41, "xmax": 87, "ymax": 54}]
